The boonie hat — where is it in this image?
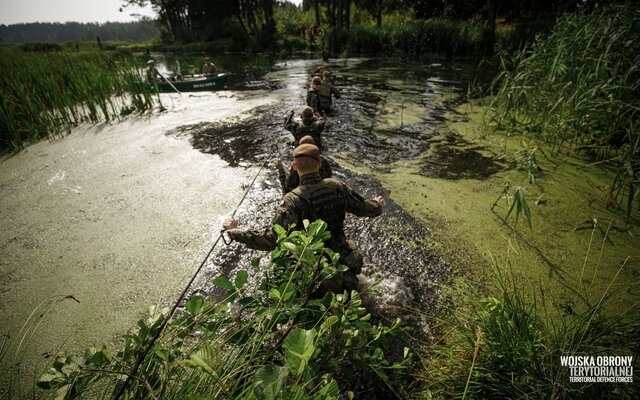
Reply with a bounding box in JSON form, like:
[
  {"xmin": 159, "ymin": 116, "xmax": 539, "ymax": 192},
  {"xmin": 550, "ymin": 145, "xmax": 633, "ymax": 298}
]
[
  {"xmin": 299, "ymin": 135, "xmax": 316, "ymax": 145},
  {"xmin": 147, "ymin": 59, "xmax": 155, "ymax": 65},
  {"xmin": 293, "ymin": 144, "xmax": 321, "ymax": 161}
]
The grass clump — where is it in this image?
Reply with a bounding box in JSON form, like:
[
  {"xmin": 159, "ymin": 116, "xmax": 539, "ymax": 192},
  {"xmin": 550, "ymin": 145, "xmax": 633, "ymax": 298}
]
[
  {"xmin": 419, "ymin": 263, "xmax": 638, "ymax": 399},
  {"xmin": 487, "ymin": 4, "xmax": 640, "ymax": 217},
  {"xmin": 36, "ymin": 220, "xmax": 412, "ymax": 400},
  {"xmin": 0, "ymin": 49, "xmax": 156, "ymax": 151}
]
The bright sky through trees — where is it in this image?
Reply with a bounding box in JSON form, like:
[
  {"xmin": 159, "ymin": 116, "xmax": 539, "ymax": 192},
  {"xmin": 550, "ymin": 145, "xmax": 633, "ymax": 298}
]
[{"xmin": 0, "ymin": 0, "xmax": 155, "ymax": 24}]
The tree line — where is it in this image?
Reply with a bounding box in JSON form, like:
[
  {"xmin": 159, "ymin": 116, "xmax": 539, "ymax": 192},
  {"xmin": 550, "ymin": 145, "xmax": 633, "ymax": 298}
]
[
  {"xmin": 120, "ymin": 0, "xmax": 627, "ymax": 49},
  {"xmin": 0, "ymin": 21, "xmax": 159, "ymax": 43}
]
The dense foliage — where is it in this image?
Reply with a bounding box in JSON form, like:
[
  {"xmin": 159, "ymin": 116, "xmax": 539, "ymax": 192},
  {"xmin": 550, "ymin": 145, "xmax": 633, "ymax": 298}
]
[
  {"xmin": 37, "ymin": 221, "xmax": 412, "ymax": 399},
  {"xmin": 487, "ymin": 4, "xmax": 640, "ymax": 217}
]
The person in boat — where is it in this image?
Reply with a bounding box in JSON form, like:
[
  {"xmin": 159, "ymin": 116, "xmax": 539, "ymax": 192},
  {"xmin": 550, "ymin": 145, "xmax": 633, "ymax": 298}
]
[
  {"xmin": 306, "ymin": 76, "xmax": 325, "ymax": 119},
  {"xmin": 318, "ymin": 71, "xmax": 341, "ymax": 115},
  {"xmin": 202, "ymin": 57, "xmax": 218, "ymax": 77},
  {"xmin": 284, "ymin": 106, "xmax": 325, "ymax": 150},
  {"xmin": 146, "ymin": 60, "xmax": 164, "ymax": 83},
  {"xmin": 223, "ymin": 143, "xmax": 385, "ymax": 294},
  {"xmin": 275, "ymin": 135, "xmax": 332, "ymax": 194}
]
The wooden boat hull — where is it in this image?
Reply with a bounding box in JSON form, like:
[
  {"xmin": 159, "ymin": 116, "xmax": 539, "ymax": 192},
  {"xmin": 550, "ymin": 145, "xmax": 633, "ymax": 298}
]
[{"xmin": 156, "ymin": 73, "xmax": 228, "ymax": 93}]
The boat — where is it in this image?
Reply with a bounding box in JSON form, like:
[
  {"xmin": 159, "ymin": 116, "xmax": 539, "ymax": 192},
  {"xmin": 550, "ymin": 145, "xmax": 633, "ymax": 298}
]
[{"xmin": 155, "ymin": 73, "xmax": 229, "ymax": 93}]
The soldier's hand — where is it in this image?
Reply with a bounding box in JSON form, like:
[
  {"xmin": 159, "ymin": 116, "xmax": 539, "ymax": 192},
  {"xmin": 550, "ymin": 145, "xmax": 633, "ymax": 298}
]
[
  {"xmin": 275, "ymin": 159, "xmax": 283, "ymax": 170},
  {"xmin": 223, "ymin": 217, "xmax": 238, "ymax": 231},
  {"xmin": 373, "ymin": 196, "xmax": 386, "ymax": 207}
]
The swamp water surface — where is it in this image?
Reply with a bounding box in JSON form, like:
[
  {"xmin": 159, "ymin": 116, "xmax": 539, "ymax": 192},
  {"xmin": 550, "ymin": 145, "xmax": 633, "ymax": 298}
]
[{"xmin": 0, "ymin": 58, "xmax": 502, "ymax": 395}]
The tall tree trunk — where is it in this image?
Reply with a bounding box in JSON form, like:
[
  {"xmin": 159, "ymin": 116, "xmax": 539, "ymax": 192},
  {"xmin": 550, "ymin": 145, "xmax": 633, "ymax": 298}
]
[
  {"xmin": 485, "ymin": 0, "xmax": 496, "ymax": 57},
  {"xmin": 314, "ymin": 0, "xmax": 320, "ymax": 28},
  {"xmin": 337, "ymin": 0, "xmax": 343, "ymax": 29},
  {"xmin": 262, "ymin": 0, "xmax": 275, "ymax": 37},
  {"xmin": 376, "ymin": 0, "xmax": 382, "ymax": 27},
  {"xmin": 327, "ymin": 0, "xmax": 336, "ymax": 27},
  {"xmin": 344, "ymin": 0, "xmax": 350, "ymax": 29}
]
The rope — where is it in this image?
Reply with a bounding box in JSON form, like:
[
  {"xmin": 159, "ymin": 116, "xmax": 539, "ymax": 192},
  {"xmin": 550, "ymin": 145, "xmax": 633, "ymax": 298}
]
[{"xmin": 114, "ymin": 159, "xmax": 269, "ymax": 400}]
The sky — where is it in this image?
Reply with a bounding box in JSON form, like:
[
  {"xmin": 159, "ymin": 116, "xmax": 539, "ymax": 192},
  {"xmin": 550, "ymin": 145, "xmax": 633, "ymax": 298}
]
[{"xmin": 0, "ymin": 0, "xmax": 156, "ymax": 25}]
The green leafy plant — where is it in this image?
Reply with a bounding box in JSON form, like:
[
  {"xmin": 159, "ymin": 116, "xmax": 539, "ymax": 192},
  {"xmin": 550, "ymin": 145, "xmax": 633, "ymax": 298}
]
[
  {"xmin": 37, "ymin": 220, "xmax": 412, "ymax": 399},
  {"xmin": 492, "ymin": 183, "xmax": 533, "ymax": 228}
]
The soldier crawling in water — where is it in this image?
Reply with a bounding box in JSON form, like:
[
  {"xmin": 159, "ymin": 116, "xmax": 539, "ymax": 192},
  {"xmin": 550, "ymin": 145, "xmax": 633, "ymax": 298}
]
[
  {"xmin": 284, "ymin": 106, "xmax": 326, "ymax": 150},
  {"xmin": 223, "ymin": 143, "xmax": 385, "ymax": 294}
]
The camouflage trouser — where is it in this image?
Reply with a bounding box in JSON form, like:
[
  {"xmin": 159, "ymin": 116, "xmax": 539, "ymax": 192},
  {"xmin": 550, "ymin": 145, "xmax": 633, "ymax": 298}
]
[{"xmin": 320, "ymin": 240, "xmax": 363, "ymax": 294}]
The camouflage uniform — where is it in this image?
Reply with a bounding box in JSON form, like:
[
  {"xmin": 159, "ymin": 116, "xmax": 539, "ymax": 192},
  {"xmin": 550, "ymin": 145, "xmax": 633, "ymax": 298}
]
[
  {"xmin": 284, "ymin": 117, "xmax": 325, "ymax": 149},
  {"xmin": 277, "ymin": 156, "xmax": 333, "ymax": 194},
  {"xmin": 318, "ymin": 81, "xmax": 340, "ymax": 114},
  {"xmin": 203, "ymin": 62, "xmax": 218, "ymax": 76},
  {"xmin": 306, "ymin": 88, "xmax": 323, "ymax": 117},
  {"xmin": 227, "ymin": 172, "xmax": 382, "ymax": 293},
  {"xmin": 146, "ymin": 66, "xmax": 161, "ymax": 82}
]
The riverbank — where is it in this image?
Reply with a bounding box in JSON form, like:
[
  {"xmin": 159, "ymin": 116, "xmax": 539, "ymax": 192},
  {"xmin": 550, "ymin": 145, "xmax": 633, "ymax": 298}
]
[
  {"xmin": 400, "ymin": 101, "xmax": 637, "ymax": 311},
  {"xmin": 375, "ymin": 100, "xmax": 639, "ymax": 395}
]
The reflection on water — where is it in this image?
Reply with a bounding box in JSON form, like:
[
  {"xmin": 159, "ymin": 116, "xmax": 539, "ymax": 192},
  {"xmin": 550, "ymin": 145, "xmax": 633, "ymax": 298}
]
[{"xmin": 166, "ymin": 58, "xmax": 504, "ymax": 335}]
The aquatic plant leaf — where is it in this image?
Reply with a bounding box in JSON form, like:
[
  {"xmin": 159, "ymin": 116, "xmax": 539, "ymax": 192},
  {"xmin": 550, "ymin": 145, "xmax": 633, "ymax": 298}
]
[
  {"xmin": 235, "ymin": 270, "xmax": 248, "ymax": 289},
  {"xmin": 211, "ymin": 275, "xmax": 234, "ymax": 291},
  {"xmin": 269, "ymin": 288, "xmax": 281, "ymax": 300},
  {"xmin": 178, "ymin": 345, "xmax": 219, "ymax": 378},
  {"xmin": 320, "ymin": 316, "xmax": 339, "ymax": 333},
  {"xmin": 185, "ymin": 296, "xmax": 204, "ymax": 315},
  {"xmin": 284, "ymin": 328, "xmax": 316, "ymax": 376},
  {"xmin": 309, "ymin": 378, "xmax": 339, "ymax": 400},
  {"xmin": 253, "ymin": 365, "xmax": 289, "ymax": 400}
]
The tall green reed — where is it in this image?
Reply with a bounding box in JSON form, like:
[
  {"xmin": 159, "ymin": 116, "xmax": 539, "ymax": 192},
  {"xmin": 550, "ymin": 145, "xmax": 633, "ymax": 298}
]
[
  {"xmin": 0, "ymin": 49, "xmax": 156, "ymax": 151},
  {"xmin": 418, "ymin": 259, "xmax": 638, "ymax": 399},
  {"xmin": 487, "ymin": 4, "xmax": 640, "ymax": 217}
]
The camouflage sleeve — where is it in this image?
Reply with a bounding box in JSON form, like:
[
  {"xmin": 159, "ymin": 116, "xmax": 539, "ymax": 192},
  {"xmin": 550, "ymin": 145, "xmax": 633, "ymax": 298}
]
[
  {"xmin": 333, "ymin": 86, "xmax": 341, "ymax": 99},
  {"xmin": 320, "ymin": 157, "xmax": 333, "ymax": 178},
  {"xmin": 285, "ymin": 167, "xmax": 299, "ymax": 193},
  {"xmin": 284, "ymin": 120, "xmax": 298, "ymax": 134},
  {"xmin": 340, "ymin": 181, "xmax": 382, "ymax": 218},
  {"xmin": 227, "ymin": 195, "xmax": 301, "ymax": 251},
  {"xmin": 277, "ymin": 163, "xmax": 289, "ymax": 192}
]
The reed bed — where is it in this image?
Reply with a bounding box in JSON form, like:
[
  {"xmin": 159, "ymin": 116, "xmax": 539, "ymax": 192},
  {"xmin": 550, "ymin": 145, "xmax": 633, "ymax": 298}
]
[
  {"xmin": 419, "ymin": 263, "xmax": 638, "ymax": 399},
  {"xmin": 487, "ymin": 4, "xmax": 640, "ymax": 216},
  {"xmin": 323, "ymin": 18, "xmax": 488, "ymax": 58},
  {"xmin": 0, "ymin": 49, "xmax": 155, "ymax": 151}
]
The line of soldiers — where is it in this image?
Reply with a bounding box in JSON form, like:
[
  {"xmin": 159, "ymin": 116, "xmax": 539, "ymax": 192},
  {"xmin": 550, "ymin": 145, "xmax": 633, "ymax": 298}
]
[{"xmin": 222, "ymin": 65, "xmax": 385, "ymax": 295}]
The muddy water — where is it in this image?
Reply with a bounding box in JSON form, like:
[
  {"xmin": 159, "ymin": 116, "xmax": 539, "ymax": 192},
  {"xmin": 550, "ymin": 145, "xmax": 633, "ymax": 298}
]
[
  {"xmin": 0, "ymin": 58, "xmax": 495, "ymax": 395},
  {"xmin": 171, "ymin": 59, "xmax": 504, "ymax": 329}
]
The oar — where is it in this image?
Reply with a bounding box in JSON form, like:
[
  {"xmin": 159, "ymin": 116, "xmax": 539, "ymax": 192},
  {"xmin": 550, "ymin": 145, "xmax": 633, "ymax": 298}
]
[{"xmin": 157, "ymin": 71, "xmax": 181, "ymax": 95}]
